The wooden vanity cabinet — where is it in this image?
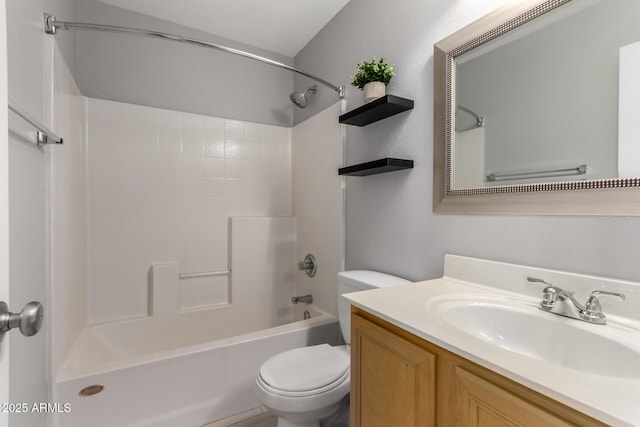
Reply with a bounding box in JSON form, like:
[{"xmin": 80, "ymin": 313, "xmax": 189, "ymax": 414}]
[
  {"xmin": 350, "ymin": 308, "xmax": 608, "ymax": 427},
  {"xmin": 351, "ymin": 311, "xmax": 436, "ymax": 427}
]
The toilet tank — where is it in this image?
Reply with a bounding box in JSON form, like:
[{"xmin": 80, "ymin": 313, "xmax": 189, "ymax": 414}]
[{"xmin": 337, "ymin": 271, "xmax": 411, "ymax": 344}]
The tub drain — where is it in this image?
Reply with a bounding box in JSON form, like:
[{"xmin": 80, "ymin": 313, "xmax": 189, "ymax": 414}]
[
  {"xmin": 304, "ymin": 310, "xmax": 311, "ymax": 320},
  {"xmin": 79, "ymin": 384, "xmax": 104, "ymax": 397}
]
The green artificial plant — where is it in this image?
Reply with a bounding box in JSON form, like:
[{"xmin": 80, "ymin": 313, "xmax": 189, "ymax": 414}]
[{"xmin": 350, "ymin": 57, "xmax": 396, "ymax": 90}]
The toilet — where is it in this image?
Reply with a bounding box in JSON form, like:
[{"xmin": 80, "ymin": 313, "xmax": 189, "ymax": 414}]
[{"xmin": 255, "ymin": 270, "xmax": 411, "ymax": 427}]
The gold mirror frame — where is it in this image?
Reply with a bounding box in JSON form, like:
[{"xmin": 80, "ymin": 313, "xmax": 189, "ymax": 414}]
[{"xmin": 433, "ymin": 0, "xmax": 640, "ymax": 215}]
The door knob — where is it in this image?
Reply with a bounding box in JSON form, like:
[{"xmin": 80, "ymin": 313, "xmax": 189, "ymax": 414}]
[{"xmin": 0, "ymin": 301, "xmax": 44, "ymax": 342}]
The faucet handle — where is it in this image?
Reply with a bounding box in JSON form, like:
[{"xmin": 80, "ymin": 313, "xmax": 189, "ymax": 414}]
[
  {"xmin": 589, "ymin": 290, "xmax": 626, "ymax": 302},
  {"xmin": 527, "ymin": 277, "xmax": 553, "ymax": 287},
  {"xmin": 582, "ymin": 290, "xmax": 625, "ymax": 324},
  {"xmin": 526, "ymin": 277, "xmax": 571, "ymax": 294},
  {"xmin": 527, "ymin": 277, "xmax": 571, "ymax": 308}
]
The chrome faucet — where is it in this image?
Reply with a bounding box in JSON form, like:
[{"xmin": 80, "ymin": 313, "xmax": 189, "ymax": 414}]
[
  {"xmin": 291, "ymin": 294, "xmax": 313, "ymax": 304},
  {"xmin": 527, "ymin": 277, "xmax": 625, "ymax": 325}
]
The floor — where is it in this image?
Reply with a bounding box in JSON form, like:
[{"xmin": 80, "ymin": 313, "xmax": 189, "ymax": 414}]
[
  {"xmin": 201, "ymin": 408, "xmax": 277, "ymax": 427},
  {"xmin": 201, "ymin": 396, "xmax": 348, "ymax": 427},
  {"xmin": 230, "ymin": 413, "xmax": 277, "ymax": 427}
]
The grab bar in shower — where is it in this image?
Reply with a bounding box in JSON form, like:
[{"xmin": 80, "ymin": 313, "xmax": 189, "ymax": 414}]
[
  {"xmin": 486, "ymin": 164, "xmax": 587, "ymax": 182},
  {"xmin": 8, "ymin": 98, "xmax": 64, "ymax": 146},
  {"xmin": 179, "ymin": 270, "xmax": 230, "ymax": 280}
]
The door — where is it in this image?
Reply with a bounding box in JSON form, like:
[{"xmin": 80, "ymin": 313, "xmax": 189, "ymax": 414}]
[
  {"xmin": 0, "ymin": 2, "xmax": 8, "ymax": 424},
  {"xmin": 1, "ymin": 1, "xmax": 49, "ymax": 425}
]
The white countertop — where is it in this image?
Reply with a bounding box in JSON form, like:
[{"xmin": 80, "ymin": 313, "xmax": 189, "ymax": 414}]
[{"xmin": 343, "ymin": 257, "xmax": 640, "ymax": 427}]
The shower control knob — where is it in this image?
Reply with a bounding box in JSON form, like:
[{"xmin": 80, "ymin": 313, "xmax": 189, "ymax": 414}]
[
  {"xmin": 0, "ymin": 301, "xmax": 44, "ymax": 342},
  {"xmin": 297, "ymin": 254, "xmax": 317, "ymax": 278}
]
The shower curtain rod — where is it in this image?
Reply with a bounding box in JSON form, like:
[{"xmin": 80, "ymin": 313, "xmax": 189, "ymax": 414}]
[
  {"xmin": 43, "ymin": 13, "xmax": 345, "ymax": 98},
  {"xmin": 456, "ymin": 105, "xmax": 484, "ymax": 130}
]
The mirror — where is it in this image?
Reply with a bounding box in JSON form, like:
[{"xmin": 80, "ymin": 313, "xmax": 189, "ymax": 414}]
[{"xmin": 433, "ymin": 0, "xmax": 640, "ymax": 215}]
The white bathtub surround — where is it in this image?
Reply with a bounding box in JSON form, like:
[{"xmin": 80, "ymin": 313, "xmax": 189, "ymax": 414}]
[
  {"xmin": 54, "ymin": 210, "xmax": 335, "ymax": 426},
  {"xmin": 454, "ymin": 127, "xmax": 485, "ymax": 188},
  {"xmin": 344, "ymin": 255, "xmax": 640, "ymax": 427},
  {"xmin": 154, "ymin": 217, "xmax": 295, "ymax": 318},
  {"xmin": 151, "ymin": 262, "xmax": 229, "ymax": 314},
  {"xmin": 61, "ymin": 216, "xmax": 299, "ymax": 376},
  {"xmin": 48, "ymin": 95, "xmax": 348, "ymax": 427},
  {"xmin": 48, "ymin": 41, "xmax": 88, "ymax": 381},
  {"xmin": 154, "ymin": 260, "xmax": 230, "ymax": 313},
  {"xmin": 292, "ymin": 101, "xmax": 345, "ymax": 317},
  {"xmin": 231, "ymin": 217, "xmax": 298, "ymax": 325},
  {"xmin": 93, "ymin": 216, "xmax": 294, "ymax": 319},
  {"xmin": 618, "ymin": 40, "xmax": 640, "ymax": 177},
  {"xmin": 86, "ymin": 99, "xmax": 292, "ymax": 323},
  {"xmin": 54, "ymin": 307, "xmax": 337, "ymax": 427}
]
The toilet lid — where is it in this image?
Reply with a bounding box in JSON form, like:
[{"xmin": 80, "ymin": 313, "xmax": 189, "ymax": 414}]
[{"xmin": 259, "ymin": 344, "xmax": 349, "ymax": 393}]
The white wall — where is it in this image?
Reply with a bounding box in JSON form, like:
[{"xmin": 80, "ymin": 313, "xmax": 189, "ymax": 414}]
[
  {"xmin": 8, "ymin": 86, "xmax": 48, "ymax": 427},
  {"xmin": 292, "ymin": 101, "xmax": 345, "ymax": 316},
  {"xmin": 86, "ymin": 99, "xmax": 292, "ymax": 323},
  {"xmin": 0, "ymin": 3, "xmax": 8, "ymax": 425},
  {"xmin": 6, "ymin": 0, "xmax": 85, "ymax": 423},
  {"xmin": 295, "ymin": 0, "xmax": 640, "ymax": 285},
  {"xmin": 618, "ymin": 40, "xmax": 640, "ymax": 177}
]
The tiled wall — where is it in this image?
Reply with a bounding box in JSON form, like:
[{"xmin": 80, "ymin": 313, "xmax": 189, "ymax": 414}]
[{"xmin": 86, "ymin": 98, "xmax": 292, "ymax": 323}]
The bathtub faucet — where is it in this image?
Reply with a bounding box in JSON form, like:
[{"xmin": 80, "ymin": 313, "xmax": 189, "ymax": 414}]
[{"xmin": 291, "ymin": 294, "xmax": 313, "ymax": 304}]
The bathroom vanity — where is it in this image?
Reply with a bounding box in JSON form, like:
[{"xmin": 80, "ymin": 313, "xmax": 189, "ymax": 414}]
[
  {"xmin": 344, "ymin": 255, "xmax": 640, "ymax": 427},
  {"xmin": 351, "ymin": 309, "xmax": 604, "ymax": 427}
]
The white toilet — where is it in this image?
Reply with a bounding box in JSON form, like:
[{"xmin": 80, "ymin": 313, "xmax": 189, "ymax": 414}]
[{"xmin": 255, "ymin": 270, "xmax": 411, "ymax": 427}]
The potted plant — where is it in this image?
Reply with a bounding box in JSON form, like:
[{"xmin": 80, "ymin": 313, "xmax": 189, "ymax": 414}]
[{"xmin": 350, "ymin": 57, "xmax": 396, "ymax": 103}]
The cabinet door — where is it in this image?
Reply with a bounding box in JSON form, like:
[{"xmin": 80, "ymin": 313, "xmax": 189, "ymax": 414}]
[
  {"xmin": 452, "ymin": 366, "xmax": 574, "ymax": 427},
  {"xmin": 351, "ymin": 314, "xmax": 436, "ymax": 427}
]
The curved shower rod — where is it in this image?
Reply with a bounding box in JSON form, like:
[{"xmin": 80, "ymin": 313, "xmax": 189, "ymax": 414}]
[
  {"xmin": 456, "ymin": 105, "xmax": 484, "ymax": 131},
  {"xmin": 43, "ymin": 13, "xmax": 345, "ymax": 98}
]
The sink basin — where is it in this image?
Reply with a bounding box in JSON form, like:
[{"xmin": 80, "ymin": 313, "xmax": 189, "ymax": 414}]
[{"xmin": 436, "ymin": 298, "xmax": 640, "ymax": 378}]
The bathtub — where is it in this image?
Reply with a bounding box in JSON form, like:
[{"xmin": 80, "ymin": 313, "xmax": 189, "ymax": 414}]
[{"xmin": 53, "ymin": 305, "xmax": 339, "ymax": 427}]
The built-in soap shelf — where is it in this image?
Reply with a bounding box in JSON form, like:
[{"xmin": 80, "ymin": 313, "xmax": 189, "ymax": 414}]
[
  {"xmin": 338, "ymin": 94, "xmax": 414, "ymax": 126},
  {"xmin": 339, "ymin": 158, "xmax": 414, "ymax": 177}
]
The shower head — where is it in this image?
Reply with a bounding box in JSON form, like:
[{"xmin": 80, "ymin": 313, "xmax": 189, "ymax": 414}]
[{"xmin": 290, "ymin": 85, "xmax": 318, "ymax": 108}]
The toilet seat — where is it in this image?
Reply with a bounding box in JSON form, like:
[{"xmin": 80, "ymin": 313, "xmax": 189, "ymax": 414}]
[{"xmin": 258, "ymin": 344, "xmax": 350, "ymax": 397}]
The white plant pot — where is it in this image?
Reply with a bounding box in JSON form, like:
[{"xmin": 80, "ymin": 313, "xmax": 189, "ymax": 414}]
[{"xmin": 363, "ymin": 81, "xmax": 385, "ymax": 103}]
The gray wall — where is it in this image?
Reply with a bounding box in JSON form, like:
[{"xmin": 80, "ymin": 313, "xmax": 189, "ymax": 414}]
[
  {"xmin": 76, "ymin": 1, "xmax": 295, "ymax": 126},
  {"xmin": 295, "ymin": 0, "xmax": 640, "ymax": 284}
]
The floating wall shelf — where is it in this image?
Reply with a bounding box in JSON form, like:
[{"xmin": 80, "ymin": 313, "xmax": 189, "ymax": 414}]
[
  {"xmin": 339, "ymin": 95, "xmax": 414, "ymax": 126},
  {"xmin": 339, "ymin": 158, "xmax": 414, "ymax": 177}
]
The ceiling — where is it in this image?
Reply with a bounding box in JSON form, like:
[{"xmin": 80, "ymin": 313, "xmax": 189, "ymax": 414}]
[{"xmin": 95, "ymin": 0, "xmax": 351, "ymax": 57}]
